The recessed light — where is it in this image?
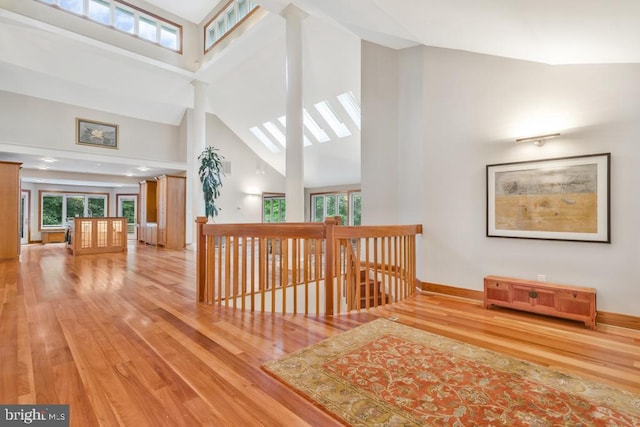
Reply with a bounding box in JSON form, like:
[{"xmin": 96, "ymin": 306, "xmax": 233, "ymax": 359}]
[
  {"xmin": 41, "ymin": 157, "xmax": 57, "ymax": 163},
  {"xmin": 137, "ymin": 166, "xmax": 150, "ymax": 172}
]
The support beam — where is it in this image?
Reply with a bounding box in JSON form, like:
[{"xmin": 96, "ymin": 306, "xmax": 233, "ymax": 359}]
[{"xmin": 283, "ymin": 5, "xmax": 307, "ymax": 222}]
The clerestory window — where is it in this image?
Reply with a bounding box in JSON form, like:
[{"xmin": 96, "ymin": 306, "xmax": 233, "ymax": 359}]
[
  {"xmin": 36, "ymin": 0, "xmax": 183, "ymax": 52},
  {"xmin": 204, "ymin": 0, "xmax": 258, "ymax": 53}
]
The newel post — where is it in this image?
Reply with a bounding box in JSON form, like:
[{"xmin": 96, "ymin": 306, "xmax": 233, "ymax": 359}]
[
  {"xmin": 196, "ymin": 217, "xmax": 208, "ymax": 302},
  {"xmin": 324, "ymin": 216, "xmax": 340, "ymax": 315}
]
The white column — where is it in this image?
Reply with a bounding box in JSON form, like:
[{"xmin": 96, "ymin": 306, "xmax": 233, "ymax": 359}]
[
  {"xmin": 283, "ymin": 5, "xmax": 307, "ymax": 222},
  {"xmin": 188, "ymin": 80, "xmax": 208, "ymax": 246}
]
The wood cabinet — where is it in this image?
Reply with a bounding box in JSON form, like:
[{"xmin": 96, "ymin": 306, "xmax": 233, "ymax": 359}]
[
  {"xmin": 138, "ymin": 180, "xmax": 157, "ymax": 245},
  {"xmin": 156, "ymin": 175, "xmax": 186, "ymax": 249},
  {"xmin": 67, "ymin": 217, "xmax": 127, "ymax": 256},
  {"xmin": 484, "ymin": 275, "xmax": 596, "ymax": 330},
  {"xmin": 0, "ymin": 161, "xmax": 21, "ymax": 259}
]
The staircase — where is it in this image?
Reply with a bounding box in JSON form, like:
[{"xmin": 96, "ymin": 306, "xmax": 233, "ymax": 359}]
[{"xmin": 357, "ymin": 269, "xmax": 390, "ymax": 308}]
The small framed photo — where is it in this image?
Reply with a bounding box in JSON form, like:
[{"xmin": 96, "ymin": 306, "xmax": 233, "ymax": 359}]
[
  {"xmin": 76, "ymin": 118, "xmax": 118, "ymax": 149},
  {"xmin": 487, "ymin": 153, "xmax": 610, "ymax": 243}
]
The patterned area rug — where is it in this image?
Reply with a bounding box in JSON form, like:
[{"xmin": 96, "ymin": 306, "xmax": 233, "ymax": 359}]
[{"xmin": 263, "ymin": 319, "xmax": 640, "ymax": 426}]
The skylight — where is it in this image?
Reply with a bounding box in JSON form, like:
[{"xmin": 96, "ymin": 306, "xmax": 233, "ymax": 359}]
[
  {"xmin": 278, "ymin": 116, "xmax": 312, "ymax": 146},
  {"xmin": 337, "ymin": 91, "xmax": 361, "ymax": 129},
  {"xmin": 303, "ymin": 109, "xmax": 330, "ymax": 143},
  {"xmin": 314, "ymin": 101, "xmax": 351, "ymax": 138},
  {"xmin": 250, "ymin": 126, "xmax": 280, "ymax": 153},
  {"xmin": 263, "ymin": 121, "xmax": 286, "ymax": 147}
]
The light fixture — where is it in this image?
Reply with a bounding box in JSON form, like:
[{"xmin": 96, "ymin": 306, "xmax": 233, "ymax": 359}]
[
  {"xmin": 41, "ymin": 157, "xmax": 57, "ymax": 163},
  {"xmin": 515, "ymin": 133, "xmax": 561, "ymax": 147},
  {"xmin": 137, "ymin": 166, "xmax": 150, "ymax": 172}
]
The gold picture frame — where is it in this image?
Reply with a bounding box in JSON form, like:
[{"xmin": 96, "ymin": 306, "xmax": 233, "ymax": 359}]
[{"xmin": 76, "ymin": 118, "xmax": 118, "ymax": 149}]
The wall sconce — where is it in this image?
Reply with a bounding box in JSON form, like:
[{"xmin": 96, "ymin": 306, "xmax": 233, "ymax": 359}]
[{"xmin": 515, "ymin": 133, "xmax": 560, "ymax": 147}]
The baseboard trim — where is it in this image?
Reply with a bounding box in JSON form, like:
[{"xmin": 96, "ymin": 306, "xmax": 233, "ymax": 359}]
[
  {"xmin": 418, "ymin": 281, "xmax": 484, "ymax": 301},
  {"xmin": 417, "ymin": 280, "xmax": 640, "ymax": 331}
]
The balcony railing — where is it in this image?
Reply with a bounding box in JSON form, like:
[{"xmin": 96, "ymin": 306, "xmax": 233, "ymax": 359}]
[{"xmin": 196, "ymin": 217, "xmax": 422, "ymax": 315}]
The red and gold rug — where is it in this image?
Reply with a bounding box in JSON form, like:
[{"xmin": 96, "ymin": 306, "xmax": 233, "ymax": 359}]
[{"xmin": 263, "ymin": 319, "xmax": 640, "ymax": 426}]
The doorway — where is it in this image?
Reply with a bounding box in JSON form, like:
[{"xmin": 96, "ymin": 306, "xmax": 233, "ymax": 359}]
[
  {"xmin": 117, "ymin": 194, "xmax": 137, "ymax": 240},
  {"xmin": 20, "ymin": 190, "xmax": 30, "ymax": 244}
]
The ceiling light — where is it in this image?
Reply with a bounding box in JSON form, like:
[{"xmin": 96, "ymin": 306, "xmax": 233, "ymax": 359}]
[
  {"xmin": 337, "ymin": 91, "xmax": 361, "ymax": 129},
  {"xmin": 250, "ymin": 126, "xmax": 280, "ymax": 153},
  {"xmin": 41, "ymin": 157, "xmax": 57, "ymax": 163},
  {"xmin": 263, "ymin": 121, "xmax": 286, "ymax": 147},
  {"xmin": 303, "ymin": 109, "xmax": 330, "ymax": 143},
  {"xmin": 37, "ymin": 165, "xmax": 49, "ymax": 170},
  {"xmin": 137, "ymin": 166, "xmax": 150, "ymax": 172},
  {"xmin": 278, "ymin": 116, "xmax": 312, "ymax": 146},
  {"xmin": 314, "ymin": 101, "xmax": 351, "ymax": 138},
  {"xmin": 515, "ymin": 133, "xmax": 561, "ymax": 147}
]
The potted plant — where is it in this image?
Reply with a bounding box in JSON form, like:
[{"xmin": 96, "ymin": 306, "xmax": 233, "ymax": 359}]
[{"xmin": 198, "ymin": 146, "xmax": 225, "ymax": 220}]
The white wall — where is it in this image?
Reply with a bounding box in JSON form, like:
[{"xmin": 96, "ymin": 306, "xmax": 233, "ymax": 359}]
[
  {"xmin": 205, "ymin": 114, "xmax": 285, "ymax": 223},
  {"xmin": 361, "ymin": 41, "xmax": 400, "ymax": 225},
  {"xmin": 0, "ymin": 91, "xmax": 181, "ymax": 163},
  {"xmin": 2, "ymin": 0, "xmax": 199, "ymax": 71},
  {"xmin": 362, "ymin": 43, "xmax": 640, "ymax": 316}
]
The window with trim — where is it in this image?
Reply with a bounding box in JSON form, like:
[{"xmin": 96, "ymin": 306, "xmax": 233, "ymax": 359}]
[
  {"xmin": 36, "ymin": 0, "xmax": 182, "ymax": 52},
  {"xmin": 41, "ymin": 192, "xmax": 108, "ymax": 229},
  {"xmin": 204, "ymin": 0, "xmax": 257, "ymax": 52},
  {"xmin": 263, "ymin": 194, "xmax": 286, "ymax": 223},
  {"xmin": 311, "ymin": 191, "xmax": 361, "ymax": 225}
]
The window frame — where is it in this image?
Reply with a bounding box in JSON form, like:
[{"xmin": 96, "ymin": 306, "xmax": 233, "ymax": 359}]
[
  {"xmin": 204, "ymin": 0, "xmax": 258, "ymax": 54},
  {"xmin": 39, "ymin": 190, "xmax": 110, "ymax": 230},
  {"xmin": 36, "ymin": 0, "xmax": 183, "ymax": 53},
  {"xmin": 310, "ymin": 190, "xmax": 361, "ymax": 225},
  {"xmin": 262, "ymin": 193, "xmax": 286, "ymax": 223}
]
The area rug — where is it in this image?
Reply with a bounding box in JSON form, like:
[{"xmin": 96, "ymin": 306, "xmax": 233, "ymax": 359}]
[{"xmin": 263, "ymin": 319, "xmax": 640, "ymax": 426}]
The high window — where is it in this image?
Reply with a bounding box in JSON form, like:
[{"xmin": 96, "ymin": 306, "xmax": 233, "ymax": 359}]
[
  {"xmin": 263, "ymin": 194, "xmax": 286, "ymax": 223},
  {"xmin": 41, "ymin": 191, "xmax": 108, "ymax": 228},
  {"xmin": 311, "ymin": 191, "xmax": 361, "ymax": 226},
  {"xmin": 205, "ymin": 0, "xmax": 257, "ymax": 52},
  {"xmin": 36, "ymin": 0, "xmax": 182, "ymax": 52}
]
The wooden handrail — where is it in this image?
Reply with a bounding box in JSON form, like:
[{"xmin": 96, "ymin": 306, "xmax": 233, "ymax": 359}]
[{"xmin": 196, "ymin": 217, "xmax": 422, "ymax": 315}]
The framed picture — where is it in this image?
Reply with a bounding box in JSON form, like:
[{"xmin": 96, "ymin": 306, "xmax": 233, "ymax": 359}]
[
  {"xmin": 76, "ymin": 118, "xmax": 118, "ymax": 149},
  {"xmin": 487, "ymin": 153, "xmax": 610, "ymax": 243}
]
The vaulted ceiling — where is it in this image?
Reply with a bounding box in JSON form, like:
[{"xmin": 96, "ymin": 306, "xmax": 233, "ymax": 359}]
[{"xmin": 1, "ymin": 0, "xmax": 639, "ymax": 188}]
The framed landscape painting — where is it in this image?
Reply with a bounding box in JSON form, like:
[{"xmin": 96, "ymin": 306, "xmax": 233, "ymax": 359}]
[
  {"xmin": 486, "ymin": 153, "xmax": 610, "ymax": 243},
  {"xmin": 76, "ymin": 118, "xmax": 118, "ymax": 149}
]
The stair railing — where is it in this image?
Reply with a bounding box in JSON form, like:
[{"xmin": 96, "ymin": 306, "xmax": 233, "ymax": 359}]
[{"xmin": 196, "ymin": 216, "xmax": 421, "ymax": 315}]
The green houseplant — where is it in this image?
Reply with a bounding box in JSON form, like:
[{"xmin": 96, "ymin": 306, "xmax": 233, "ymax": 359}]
[{"xmin": 198, "ymin": 146, "xmax": 225, "ymax": 220}]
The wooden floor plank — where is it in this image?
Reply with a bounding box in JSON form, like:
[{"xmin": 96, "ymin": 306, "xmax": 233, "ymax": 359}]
[{"xmin": 1, "ymin": 242, "xmax": 638, "ymax": 426}]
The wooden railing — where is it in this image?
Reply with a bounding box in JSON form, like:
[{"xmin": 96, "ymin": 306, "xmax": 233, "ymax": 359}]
[{"xmin": 196, "ymin": 217, "xmax": 422, "ymax": 315}]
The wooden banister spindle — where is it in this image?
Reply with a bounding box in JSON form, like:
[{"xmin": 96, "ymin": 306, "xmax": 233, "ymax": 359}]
[{"xmin": 196, "ymin": 217, "xmax": 208, "ymax": 302}]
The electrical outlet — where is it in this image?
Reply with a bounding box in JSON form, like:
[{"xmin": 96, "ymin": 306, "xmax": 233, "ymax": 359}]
[{"xmin": 537, "ymin": 274, "xmax": 546, "ymax": 282}]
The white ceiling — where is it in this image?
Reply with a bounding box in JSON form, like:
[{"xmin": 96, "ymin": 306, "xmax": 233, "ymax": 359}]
[{"xmin": 1, "ymin": 0, "xmax": 640, "ymax": 188}]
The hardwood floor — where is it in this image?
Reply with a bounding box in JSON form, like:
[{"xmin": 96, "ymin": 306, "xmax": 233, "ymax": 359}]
[{"xmin": 1, "ymin": 242, "xmax": 639, "ymax": 426}]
